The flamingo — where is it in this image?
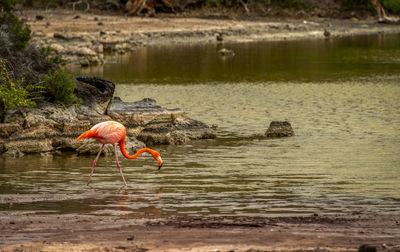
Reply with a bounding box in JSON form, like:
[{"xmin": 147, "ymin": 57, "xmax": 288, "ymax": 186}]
[{"xmin": 75, "ymin": 121, "xmax": 163, "ymax": 186}]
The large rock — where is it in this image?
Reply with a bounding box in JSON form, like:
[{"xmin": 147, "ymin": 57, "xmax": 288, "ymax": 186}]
[
  {"xmin": 107, "ymin": 97, "xmax": 184, "ymax": 126},
  {"xmin": 74, "ymin": 76, "xmax": 115, "ymax": 115},
  {"xmin": 265, "ymin": 121, "xmax": 294, "ymax": 138},
  {"xmin": 108, "ymin": 97, "xmax": 216, "ymax": 144}
]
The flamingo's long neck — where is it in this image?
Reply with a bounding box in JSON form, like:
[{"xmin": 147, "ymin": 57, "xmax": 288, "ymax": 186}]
[{"xmin": 119, "ymin": 140, "xmax": 153, "ymax": 159}]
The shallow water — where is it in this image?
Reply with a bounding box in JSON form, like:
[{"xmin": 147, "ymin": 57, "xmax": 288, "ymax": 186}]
[{"xmin": 1, "ymin": 34, "xmax": 400, "ymax": 217}]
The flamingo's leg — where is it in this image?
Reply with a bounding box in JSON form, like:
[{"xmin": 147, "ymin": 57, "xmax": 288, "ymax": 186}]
[
  {"xmin": 114, "ymin": 144, "xmax": 127, "ymax": 186},
  {"xmin": 88, "ymin": 144, "xmax": 104, "ymax": 185}
]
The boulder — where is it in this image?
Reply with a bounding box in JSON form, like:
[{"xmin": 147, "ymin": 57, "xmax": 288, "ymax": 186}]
[
  {"xmin": 107, "ymin": 97, "xmax": 184, "ymax": 127},
  {"xmin": 265, "ymin": 121, "xmax": 294, "ymax": 138},
  {"xmin": 74, "ymin": 76, "xmax": 115, "ymax": 115},
  {"xmin": 108, "ymin": 97, "xmax": 216, "ymax": 145},
  {"xmin": 50, "ymin": 43, "xmax": 65, "ymax": 53}
]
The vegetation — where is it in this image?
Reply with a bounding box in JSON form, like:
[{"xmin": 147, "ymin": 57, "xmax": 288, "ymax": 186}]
[
  {"xmin": 381, "ymin": 0, "xmax": 400, "ymax": 13},
  {"xmin": 0, "ymin": 0, "xmax": 80, "ymax": 115},
  {"xmin": 0, "ymin": 59, "xmax": 35, "ymax": 110},
  {"xmin": 340, "ymin": 0, "xmax": 400, "ymax": 13},
  {"xmin": 42, "ymin": 68, "xmax": 80, "ymax": 105}
]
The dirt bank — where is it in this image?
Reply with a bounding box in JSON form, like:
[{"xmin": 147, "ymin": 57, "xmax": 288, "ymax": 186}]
[
  {"xmin": 1, "ymin": 213, "xmax": 400, "ymax": 251},
  {"xmin": 17, "ymin": 9, "xmax": 400, "ymax": 66}
]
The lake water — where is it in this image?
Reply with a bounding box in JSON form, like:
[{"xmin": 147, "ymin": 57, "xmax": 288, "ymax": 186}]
[{"xmin": 1, "ymin": 34, "xmax": 400, "ymax": 217}]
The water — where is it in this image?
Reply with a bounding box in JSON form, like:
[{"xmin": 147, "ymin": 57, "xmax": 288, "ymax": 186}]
[{"xmin": 1, "ymin": 34, "xmax": 400, "ymax": 217}]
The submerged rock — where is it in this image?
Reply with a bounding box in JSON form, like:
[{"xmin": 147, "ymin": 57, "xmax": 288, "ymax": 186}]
[
  {"xmin": 265, "ymin": 121, "xmax": 294, "ymax": 138},
  {"xmin": 218, "ymin": 48, "xmax": 235, "ymax": 57},
  {"xmin": 0, "ymin": 77, "xmax": 216, "ymax": 156}
]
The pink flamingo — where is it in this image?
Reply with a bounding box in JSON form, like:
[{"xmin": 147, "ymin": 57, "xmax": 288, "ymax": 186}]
[{"xmin": 75, "ymin": 121, "xmax": 163, "ymax": 186}]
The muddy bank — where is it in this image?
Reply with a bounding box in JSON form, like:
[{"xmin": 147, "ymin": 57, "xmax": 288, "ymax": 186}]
[
  {"xmin": 0, "ymin": 213, "xmax": 399, "ymax": 251},
  {"xmin": 18, "ymin": 9, "xmax": 400, "ymax": 66}
]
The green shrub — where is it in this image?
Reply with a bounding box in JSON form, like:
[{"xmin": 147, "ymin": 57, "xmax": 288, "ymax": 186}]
[
  {"xmin": 0, "ymin": 0, "xmax": 17, "ymax": 12},
  {"xmin": 0, "ymin": 59, "xmax": 35, "ymax": 110},
  {"xmin": 42, "ymin": 68, "xmax": 80, "ymax": 105},
  {"xmin": 0, "ymin": 1, "xmax": 32, "ymax": 50},
  {"xmin": 381, "ymin": 0, "xmax": 400, "ymax": 13}
]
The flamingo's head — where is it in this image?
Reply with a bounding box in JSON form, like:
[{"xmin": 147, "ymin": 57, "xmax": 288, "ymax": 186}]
[{"xmin": 150, "ymin": 150, "xmax": 163, "ymax": 170}]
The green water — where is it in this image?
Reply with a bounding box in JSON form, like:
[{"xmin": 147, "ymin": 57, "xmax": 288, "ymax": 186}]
[{"xmin": 1, "ymin": 34, "xmax": 400, "ymax": 217}]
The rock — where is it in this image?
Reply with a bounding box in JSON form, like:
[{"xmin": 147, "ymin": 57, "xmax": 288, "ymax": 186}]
[
  {"xmin": 4, "ymin": 139, "xmax": 53, "ymax": 154},
  {"xmin": 0, "ymin": 123, "xmax": 23, "ymax": 138},
  {"xmin": 92, "ymin": 43, "xmax": 104, "ymax": 54},
  {"xmin": 265, "ymin": 121, "xmax": 294, "ymax": 138},
  {"xmin": 0, "ymin": 99, "xmax": 4, "ymax": 123},
  {"xmin": 3, "ymin": 108, "xmax": 25, "ymax": 125},
  {"xmin": 76, "ymin": 47, "xmax": 97, "ymax": 56},
  {"xmin": 108, "ymin": 97, "xmax": 216, "ymax": 145},
  {"xmin": 3, "ymin": 147, "xmax": 24, "ymax": 158},
  {"xmin": 50, "ymin": 43, "xmax": 65, "ymax": 53},
  {"xmin": 323, "ymin": 29, "xmax": 330, "ymax": 38},
  {"xmin": 216, "ymin": 33, "xmax": 223, "ymax": 42},
  {"xmin": 107, "ymin": 97, "xmax": 184, "ymax": 127},
  {"xmin": 358, "ymin": 244, "xmax": 377, "ymax": 252},
  {"xmin": 0, "ymin": 139, "xmax": 5, "ymax": 154},
  {"xmin": 53, "ymin": 33, "xmax": 69, "ymax": 40},
  {"xmin": 33, "ymin": 31, "xmax": 46, "ymax": 37},
  {"xmin": 79, "ymin": 57, "xmax": 90, "ymax": 67},
  {"xmin": 35, "ymin": 15, "xmax": 44, "ymax": 20},
  {"xmin": 9, "ymin": 126, "xmax": 60, "ymax": 140},
  {"xmin": 218, "ymin": 48, "xmax": 235, "ymax": 57},
  {"xmin": 101, "ymin": 40, "xmax": 119, "ymax": 51},
  {"xmin": 74, "ymin": 76, "xmax": 115, "ymax": 115}
]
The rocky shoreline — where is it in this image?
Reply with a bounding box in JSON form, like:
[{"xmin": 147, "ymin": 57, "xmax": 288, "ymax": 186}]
[
  {"xmin": 18, "ymin": 9, "xmax": 400, "ymax": 66},
  {"xmin": 0, "ymin": 77, "xmax": 216, "ymax": 157}
]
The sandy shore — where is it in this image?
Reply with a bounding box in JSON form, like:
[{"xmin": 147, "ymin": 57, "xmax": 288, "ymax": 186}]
[
  {"xmin": 16, "ymin": 9, "xmax": 400, "ymax": 66},
  {"xmin": 20, "ymin": 9, "xmax": 400, "ymax": 42},
  {"xmin": 1, "ymin": 213, "xmax": 400, "ymax": 251}
]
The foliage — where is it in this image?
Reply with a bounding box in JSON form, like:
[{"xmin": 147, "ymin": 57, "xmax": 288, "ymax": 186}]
[
  {"xmin": 42, "ymin": 68, "xmax": 80, "ymax": 105},
  {"xmin": 0, "ymin": 59, "xmax": 35, "ymax": 110},
  {"xmin": 340, "ymin": 0, "xmax": 400, "ymax": 13},
  {"xmin": 0, "ymin": 0, "xmax": 32, "ymax": 50},
  {"xmin": 340, "ymin": 0, "xmax": 367, "ymax": 9},
  {"xmin": 0, "ymin": 0, "xmax": 79, "ymax": 109},
  {"xmin": 381, "ymin": 0, "xmax": 400, "ymax": 13},
  {"xmin": 0, "ymin": 0, "xmax": 17, "ymax": 11}
]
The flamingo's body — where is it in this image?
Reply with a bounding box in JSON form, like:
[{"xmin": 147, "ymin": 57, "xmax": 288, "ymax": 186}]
[{"xmin": 75, "ymin": 121, "xmax": 163, "ymax": 186}]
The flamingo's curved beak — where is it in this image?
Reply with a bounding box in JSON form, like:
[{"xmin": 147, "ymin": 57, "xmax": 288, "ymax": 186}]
[{"xmin": 156, "ymin": 156, "xmax": 163, "ymax": 170}]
